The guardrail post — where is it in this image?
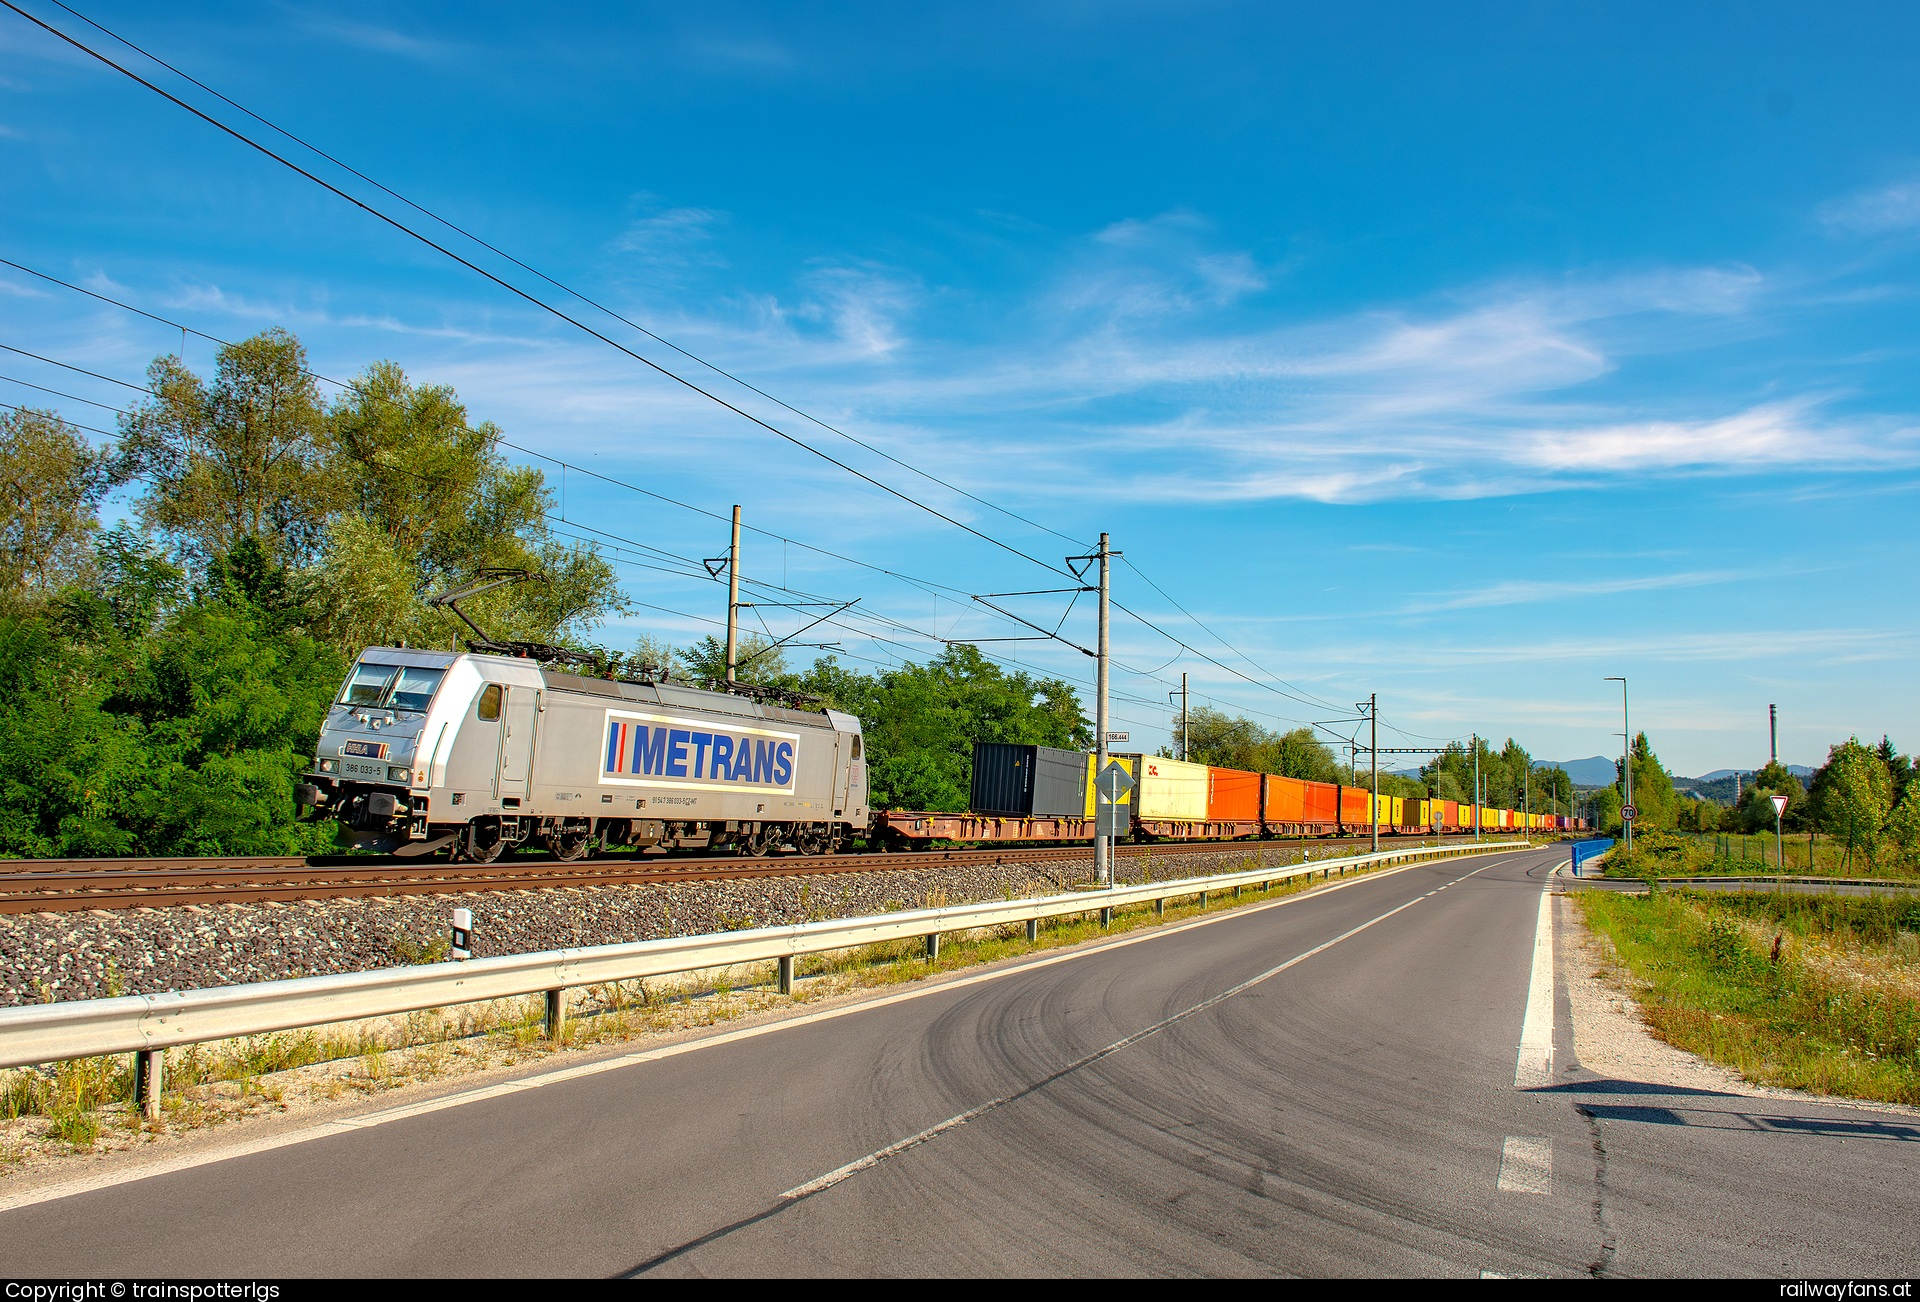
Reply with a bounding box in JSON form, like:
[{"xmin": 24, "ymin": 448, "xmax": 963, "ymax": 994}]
[
  {"xmin": 1155, "ymin": 898, "xmax": 1165, "ymax": 917},
  {"xmin": 544, "ymin": 988, "xmax": 566, "ymax": 1042},
  {"xmin": 1100, "ymin": 906, "xmax": 1113, "ymax": 928},
  {"xmin": 1198, "ymin": 890, "xmax": 1207, "ymax": 908},
  {"xmin": 777, "ymin": 955, "xmax": 794, "ymax": 995},
  {"xmin": 926, "ymin": 933, "xmax": 940, "ymax": 961},
  {"xmin": 1026, "ymin": 919, "xmax": 1039, "ymax": 943},
  {"xmin": 133, "ymin": 1048, "xmax": 162, "ymax": 1121},
  {"xmin": 1232, "ymin": 885, "xmax": 1241, "ymax": 900}
]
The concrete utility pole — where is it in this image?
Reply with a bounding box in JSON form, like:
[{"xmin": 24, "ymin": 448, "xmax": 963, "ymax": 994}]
[
  {"xmin": 1472, "ymin": 732, "xmax": 1481, "ymax": 842},
  {"xmin": 1095, "ymin": 532, "xmax": 1113, "ymax": 888},
  {"xmin": 1607, "ymin": 676, "xmax": 1633, "ymax": 855},
  {"xmin": 724, "ymin": 505, "xmax": 742, "ymax": 684},
  {"xmin": 1369, "ymin": 692, "xmax": 1379, "ymax": 853},
  {"xmin": 1167, "ymin": 672, "xmax": 1182, "ymax": 764}
]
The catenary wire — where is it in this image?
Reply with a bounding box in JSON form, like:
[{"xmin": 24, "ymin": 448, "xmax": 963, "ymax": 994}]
[
  {"xmin": 42, "ymin": 0, "xmax": 1093, "ymax": 556},
  {"xmin": 0, "ymin": 1, "xmax": 1080, "ymax": 582},
  {"xmin": 0, "ymin": 8, "xmax": 1359, "ymax": 723}
]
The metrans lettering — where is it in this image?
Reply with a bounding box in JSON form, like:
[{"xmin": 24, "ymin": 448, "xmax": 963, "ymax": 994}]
[{"xmin": 602, "ymin": 710, "xmax": 798, "ymax": 791}]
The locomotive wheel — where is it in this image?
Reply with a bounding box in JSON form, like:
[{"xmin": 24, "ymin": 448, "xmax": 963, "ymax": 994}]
[
  {"xmin": 547, "ymin": 821, "xmax": 595, "ymax": 862},
  {"xmin": 462, "ymin": 818, "xmax": 507, "ymax": 864},
  {"xmin": 740, "ymin": 823, "xmax": 779, "ymax": 857}
]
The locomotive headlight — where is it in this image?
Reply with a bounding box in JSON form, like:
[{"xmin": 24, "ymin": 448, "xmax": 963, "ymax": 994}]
[
  {"xmin": 388, "ymin": 765, "xmax": 410, "ymax": 782},
  {"xmin": 318, "ymin": 758, "xmax": 336, "ymax": 773}
]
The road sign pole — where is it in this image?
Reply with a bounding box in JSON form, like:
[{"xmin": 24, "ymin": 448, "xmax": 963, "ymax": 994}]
[{"xmin": 1096, "ymin": 532, "xmax": 1111, "ymax": 888}]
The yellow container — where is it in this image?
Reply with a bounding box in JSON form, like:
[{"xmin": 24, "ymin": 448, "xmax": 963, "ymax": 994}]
[
  {"xmin": 1083, "ymin": 753, "xmax": 1137, "ymax": 819},
  {"xmin": 1133, "ymin": 755, "xmax": 1210, "ymax": 822}
]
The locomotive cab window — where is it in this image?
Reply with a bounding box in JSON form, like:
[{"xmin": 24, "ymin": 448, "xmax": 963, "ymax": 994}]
[
  {"xmin": 339, "ymin": 661, "xmax": 445, "ymax": 713},
  {"xmin": 341, "ymin": 662, "xmax": 396, "ymax": 706},
  {"xmin": 476, "ymin": 683, "xmax": 503, "ymax": 722},
  {"xmin": 851, "ymin": 735, "xmax": 863, "ymax": 760}
]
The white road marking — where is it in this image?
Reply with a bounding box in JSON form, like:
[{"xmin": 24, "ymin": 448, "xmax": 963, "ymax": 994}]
[
  {"xmin": 1514, "ymin": 886, "xmax": 1555, "ymax": 1089},
  {"xmin": 781, "ymin": 860, "xmax": 1502, "ymax": 1201},
  {"xmin": 0, "ymin": 848, "xmax": 1527, "ymax": 1216},
  {"xmin": 1497, "ymin": 1136, "xmax": 1552, "ymax": 1194}
]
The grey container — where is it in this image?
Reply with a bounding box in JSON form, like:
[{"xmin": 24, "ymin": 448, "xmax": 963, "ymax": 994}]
[
  {"xmin": 971, "ymin": 742, "xmax": 1088, "ymax": 818},
  {"xmin": 1031, "ymin": 745, "xmax": 1088, "ymax": 818}
]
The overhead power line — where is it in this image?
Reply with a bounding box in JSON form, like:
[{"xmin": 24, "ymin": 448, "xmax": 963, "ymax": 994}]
[
  {"xmin": 39, "ymin": 0, "xmax": 1091, "ymax": 558},
  {"xmin": 0, "ymin": 4, "xmax": 1360, "ymax": 730},
  {"xmin": 1, "ymin": 0, "xmax": 1078, "ymax": 582}
]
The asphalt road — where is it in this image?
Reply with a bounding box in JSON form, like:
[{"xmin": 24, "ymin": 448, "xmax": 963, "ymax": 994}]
[{"xmin": 6, "ymin": 844, "xmax": 1916, "ymax": 1277}]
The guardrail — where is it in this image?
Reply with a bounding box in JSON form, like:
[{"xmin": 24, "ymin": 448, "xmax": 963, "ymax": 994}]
[
  {"xmin": 0, "ymin": 838, "xmax": 1528, "ymax": 1115},
  {"xmin": 1568, "ymin": 838, "xmax": 1614, "ymax": 876}
]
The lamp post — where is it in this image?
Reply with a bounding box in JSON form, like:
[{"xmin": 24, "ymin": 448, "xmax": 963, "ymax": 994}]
[{"xmin": 1605, "ymin": 676, "xmax": 1632, "ymax": 855}]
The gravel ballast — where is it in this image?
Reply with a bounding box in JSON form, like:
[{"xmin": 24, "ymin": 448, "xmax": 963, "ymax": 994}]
[{"xmin": 0, "ymin": 843, "xmax": 1345, "ymax": 1006}]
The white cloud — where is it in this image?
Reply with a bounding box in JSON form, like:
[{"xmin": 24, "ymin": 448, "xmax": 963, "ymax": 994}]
[
  {"xmin": 792, "ymin": 264, "xmax": 918, "ymax": 358},
  {"xmin": 609, "ymin": 204, "xmax": 727, "ymax": 268},
  {"xmin": 293, "ymin": 15, "xmax": 458, "ymax": 60},
  {"xmin": 1820, "ymin": 181, "xmax": 1920, "ymax": 234}
]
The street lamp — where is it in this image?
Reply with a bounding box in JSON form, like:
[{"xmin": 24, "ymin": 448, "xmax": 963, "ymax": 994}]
[{"xmin": 1605, "ymin": 677, "xmax": 1632, "ymax": 855}]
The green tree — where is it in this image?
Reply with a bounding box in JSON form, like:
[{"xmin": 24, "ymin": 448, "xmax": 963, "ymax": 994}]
[
  {"xmin": 0, "ymin": 408, "xmax": 113, "ymax": 601},
  {"xmin": 782, "ymin": 643, "xmax": 1088, "ymax": 811},
  {"xmin": 1615, "ymin": 732, "xmax": 1678, "ymax": 832},
  {"xmin": 1736, "ymin": 760, "xmax": 1806, "ymax": 834},
  {"xmin": 116, "ymin": 331, "xmax": 335, "ymax": 569},
  {"xmin": 682, "ymin": 632, "xmax": 789, "ymax": 686},
  {"xmin": 1164, "ymin": 709, "xmax": 1340, "ymax": 783},
  {"xmin": 1885, "ymin": 783, "xmax": 1920, "ymax": 870},
  {"xmin": 316, "ymin": 361, "xmax": 621, "ymax": 654},
  {"xmin": 1820, "ymin": 738, "xmax": 1894, "ymax": 870}
]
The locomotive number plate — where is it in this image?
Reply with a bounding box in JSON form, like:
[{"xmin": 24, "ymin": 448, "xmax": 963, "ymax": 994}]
[
  {"xmin": 341, "ymin": 759, "xmax": 387, "ymax": 779},
  {"xmin": 340, "ymin": 740, "xmax": 388, "ymax": 759}
]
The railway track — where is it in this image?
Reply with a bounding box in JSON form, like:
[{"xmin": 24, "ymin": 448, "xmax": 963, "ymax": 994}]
[{"xmin": 0, "ymin": 836, "xmax": 1487, "ymax": 913}]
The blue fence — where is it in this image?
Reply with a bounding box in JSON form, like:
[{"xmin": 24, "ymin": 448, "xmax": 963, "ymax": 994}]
[{"xmin": 1569, "ymin": 838, "xmax": 1615, "ymax": 876}]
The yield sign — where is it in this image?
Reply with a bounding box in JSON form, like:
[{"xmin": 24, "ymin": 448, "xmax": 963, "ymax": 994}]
[
  {"xmin": 1770, "ymin": 795, "xmax": 1789, "ymax": 816},
  {"xmin": 1096, "ymin": 760, "xmax": 1134, "ymax": 803}
]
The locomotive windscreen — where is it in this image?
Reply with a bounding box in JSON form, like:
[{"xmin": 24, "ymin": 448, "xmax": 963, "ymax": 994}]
[{"xmin": 338, "ymin": 661, "xmax": 447, "ymax": 713}]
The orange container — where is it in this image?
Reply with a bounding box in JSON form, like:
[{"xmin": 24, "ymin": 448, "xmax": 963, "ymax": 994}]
[
  {"xmin": 1339, "ymin": 786, "xmax": 1370, "ymax": 826},
  {"xmin": 1263, "ymin": 774, "xmax": 1308, "ymax": 823},
  {"xmin": 1303, "ymin": 780, "xmax": 1339, "ymax": 824},
  {"xmin": 1207, "ymin": 767, "xmax": 1261, "ymax": 822}
]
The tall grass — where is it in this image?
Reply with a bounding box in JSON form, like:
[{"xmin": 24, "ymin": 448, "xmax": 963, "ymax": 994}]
[{"xmin": 1578, "ymin": 890, "xmax": 1920, "ymax": 1103}]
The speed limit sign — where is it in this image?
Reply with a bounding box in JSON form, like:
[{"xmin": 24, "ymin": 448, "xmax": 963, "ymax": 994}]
[{"xmin": 1622, "ymin": 805, "xmax": 1638, "ymax": 821}]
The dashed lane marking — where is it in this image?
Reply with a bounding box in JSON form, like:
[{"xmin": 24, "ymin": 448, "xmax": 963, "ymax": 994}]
[
  {"xmin": 1514, "ymin": 883, "xmax": 1555, "ymax": 1089},
  {"xmin": 1497, "ymin": 1136, "xmax": 1553, "ymax": 1194}
]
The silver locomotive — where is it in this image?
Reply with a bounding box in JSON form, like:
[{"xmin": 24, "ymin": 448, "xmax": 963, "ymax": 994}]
[{"xmin": 296, "ymin": 646, "xmax": 869, "ymax": 860}]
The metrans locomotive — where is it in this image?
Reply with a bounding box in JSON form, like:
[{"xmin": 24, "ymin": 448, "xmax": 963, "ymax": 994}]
[{"xmin": 296, "ymin": 646, "xmax": 869, "ymax": 861}]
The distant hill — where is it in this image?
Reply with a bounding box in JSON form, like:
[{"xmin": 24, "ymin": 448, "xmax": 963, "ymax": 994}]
[
  {"xmin": 1695, "ymin": 766, "xmax": 1814, "ymax": 781},
  {"xmin": 1536, "ymin": 757, "xmax": 1620, "ymax": 786}
]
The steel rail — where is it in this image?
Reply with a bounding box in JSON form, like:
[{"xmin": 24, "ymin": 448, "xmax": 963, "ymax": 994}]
[
  {"xmin": 0, "ymin": 836, "xmax": 1482, "ymax": 914},
  {"xmin": 0, "ymin": 840, "xmax": 1531, "ymax": 1072}
]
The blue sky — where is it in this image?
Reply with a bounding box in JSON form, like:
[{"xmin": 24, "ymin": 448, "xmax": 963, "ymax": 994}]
[{"xmin": 4, "ymin": 1, "xmax": 1918, "ymax": 777}]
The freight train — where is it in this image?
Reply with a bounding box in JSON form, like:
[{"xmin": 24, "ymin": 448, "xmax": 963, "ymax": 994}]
[
  {"xmin": 295, "ymin": 646, "xmax": 1577, "ymax": 860},
  {"xmin": 873, "ymin": 742, "xmax": 1583, "ymax": 847}
]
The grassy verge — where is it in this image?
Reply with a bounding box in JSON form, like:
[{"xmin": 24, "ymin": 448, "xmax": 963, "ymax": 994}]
[
  {"xmin": 1602, "ymin": 830, "xmax": 1918, "ymax": 881},
  {"xmin": 1575, "ymin": 889, "xmax": 1920, "ymax": 1104},
  {"xmin": 4, "ymin": 847, "xmax": 1444, "ymax": 1167}
]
